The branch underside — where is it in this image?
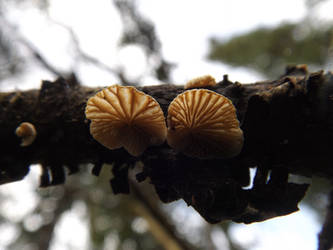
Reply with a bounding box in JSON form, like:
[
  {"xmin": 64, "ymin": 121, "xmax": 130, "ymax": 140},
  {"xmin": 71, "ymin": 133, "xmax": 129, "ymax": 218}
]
[{"xmin": 1, "ymin": 65, "xmax": 332, "ymax": 227}]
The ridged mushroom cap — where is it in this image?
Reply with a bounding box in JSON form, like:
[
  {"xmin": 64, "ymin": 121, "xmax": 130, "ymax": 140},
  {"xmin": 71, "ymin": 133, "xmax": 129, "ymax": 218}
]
[
  {"xmin": 167, "ymin": 89, "xmax": 243, "ymax": 159},
  {"xmin": 184, "ymin": 75, "xmax": 217, "ymax": 89},
  {"xmin": 85, "ymin": 85, "xmax": 167, "ymax": 156}
]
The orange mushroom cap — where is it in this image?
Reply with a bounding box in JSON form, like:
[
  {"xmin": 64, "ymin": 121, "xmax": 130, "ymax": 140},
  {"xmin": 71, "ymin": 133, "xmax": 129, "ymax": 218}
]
[
  {"xmin": 85, "ymin": 85, "xmax": 167, "ymax": 156},
  {"xmin": 167, "ymin": 89, "xmax": 243, "ymax": 159},
  {"xmin": 184, "ymin": 75, "xmax": 217, "ymax": 89},
  {"xmin": 15, "ymin": 122, "xmax": 37, "ymax": 147}
]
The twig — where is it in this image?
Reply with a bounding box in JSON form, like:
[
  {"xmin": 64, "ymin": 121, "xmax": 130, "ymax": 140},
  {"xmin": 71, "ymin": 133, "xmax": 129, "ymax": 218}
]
[
  {"xmin": 0, "ymin": 15, "xmax": 65, "ymax": 78},
  {"xmin": 129, "ymin": 177, "xmax": 196, "ymax": 250},
  {"xmin": 47, "ymin": 18, "xmax": 135, "ymax": 84},
  {"xmin": 18, "ymin": 37, "xmax": 64, "ymax": 78}
]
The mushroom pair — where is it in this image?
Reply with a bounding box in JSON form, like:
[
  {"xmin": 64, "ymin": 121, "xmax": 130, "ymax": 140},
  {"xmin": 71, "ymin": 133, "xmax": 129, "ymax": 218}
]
[{"xmin": 85, "ymin": 78, "xmax": 243, "ymax": 159}]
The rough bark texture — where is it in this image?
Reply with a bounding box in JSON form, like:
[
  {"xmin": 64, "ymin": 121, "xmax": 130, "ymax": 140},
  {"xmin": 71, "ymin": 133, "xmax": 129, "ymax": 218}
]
[{"xmin": 0, "ymin": 66, "xmax": 332, "ymax": 235}]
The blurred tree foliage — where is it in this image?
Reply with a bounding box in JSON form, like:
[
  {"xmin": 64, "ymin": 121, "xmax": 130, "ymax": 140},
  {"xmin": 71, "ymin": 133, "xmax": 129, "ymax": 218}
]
[
  {"xmin": 3, "ymin": 169, "xmax": 166, "ymax": 250},
  {"xmin": 0, "ymin": 27, "xmax": 23, "ymax": 81},
  {"xmin": 0, "ymin": 0, "xmax": 50, "ymax": 84},
  {"xmin": 114, "ymin": 0, "xmax": 174, "ymax": 82},
  {"xmin": 208, "ymin": 23, "xmax": 333, "ymax": 78}
]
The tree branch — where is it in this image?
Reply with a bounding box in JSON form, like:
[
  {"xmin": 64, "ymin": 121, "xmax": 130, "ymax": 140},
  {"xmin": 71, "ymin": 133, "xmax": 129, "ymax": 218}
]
[
  {"xmin": 0, "ymin": 15, "xmax": 65, "ymax": 78},
  {"xmin": 0, "ymin": 65, "xmax": 332, "ymax": 226}
]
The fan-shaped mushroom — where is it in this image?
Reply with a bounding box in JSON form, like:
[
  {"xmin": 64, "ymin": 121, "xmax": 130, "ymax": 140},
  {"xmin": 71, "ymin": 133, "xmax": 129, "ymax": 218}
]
[
  {"xmin": 167, "ymin": 89, "xmax": 243, "ymax": 159},
  {"xmin": 184, "ymin": 75, "xmax": 217, "ymax": 89},
  {"xmin": 85, "ymin": 85, "xmax": 167, "ymax": 156},
  {"xmin": 15, "ymin": 122, "xmax": 37, "ymax": 147}
]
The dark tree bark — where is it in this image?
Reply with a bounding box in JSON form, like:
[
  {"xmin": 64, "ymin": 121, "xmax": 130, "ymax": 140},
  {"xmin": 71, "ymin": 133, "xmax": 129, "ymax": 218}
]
[{"xmin": 1, "ymin": 65, "xmax": 333, "ymax": 248}]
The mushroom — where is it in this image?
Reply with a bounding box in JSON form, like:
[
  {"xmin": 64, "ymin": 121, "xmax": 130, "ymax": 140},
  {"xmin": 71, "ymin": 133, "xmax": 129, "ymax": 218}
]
[
  {"xmin": 15, "ymin": 122, "xmax": 37, "ymax": 147},
  {"xmin": 167, "ymin": 89, "xmax": 243, "ymax": 159},
  {"xmin": 184, "ymin": 75, "xmax": 217, "ymax": 89},
  {"xmin": 85, "ymin": 85, "xmax": 167, "ymax": 156}
]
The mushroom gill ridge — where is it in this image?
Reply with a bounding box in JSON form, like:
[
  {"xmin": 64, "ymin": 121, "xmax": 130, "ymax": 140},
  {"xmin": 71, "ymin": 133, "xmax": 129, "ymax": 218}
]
[
  {"xmin": 167, "ymin": 89, "xmax": 243, "ymax": 159},
  {"xmin": 85, "ymin": 85, "xmax": 167, "ymax": 156}
]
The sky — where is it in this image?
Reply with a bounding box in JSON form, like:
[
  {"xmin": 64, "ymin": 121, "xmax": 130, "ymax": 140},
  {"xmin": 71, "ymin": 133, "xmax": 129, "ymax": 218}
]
[
  {"xmin": 3, "ymin": 0, "xmax": 327, "ymax": 91},
  {"xmin": 1, "ymin": 0, "xmax": 333, "ymax": 249}
]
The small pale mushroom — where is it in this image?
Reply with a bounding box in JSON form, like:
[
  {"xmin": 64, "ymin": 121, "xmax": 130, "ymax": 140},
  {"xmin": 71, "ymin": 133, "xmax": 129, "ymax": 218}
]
[
  {"xmin": 15, "ymin": 122, "xmax": 37, "ymax": 147},
  {"xmin": 184, "ymin": 75, "xmax": 217, "ymax": 89},
  {"xmin": 85, "ymin": 85, "xmax": 167, "ymax": 156},
  {"xmin": 167, "ymin": 89, "xmax": 243, "ymax": 159}
]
